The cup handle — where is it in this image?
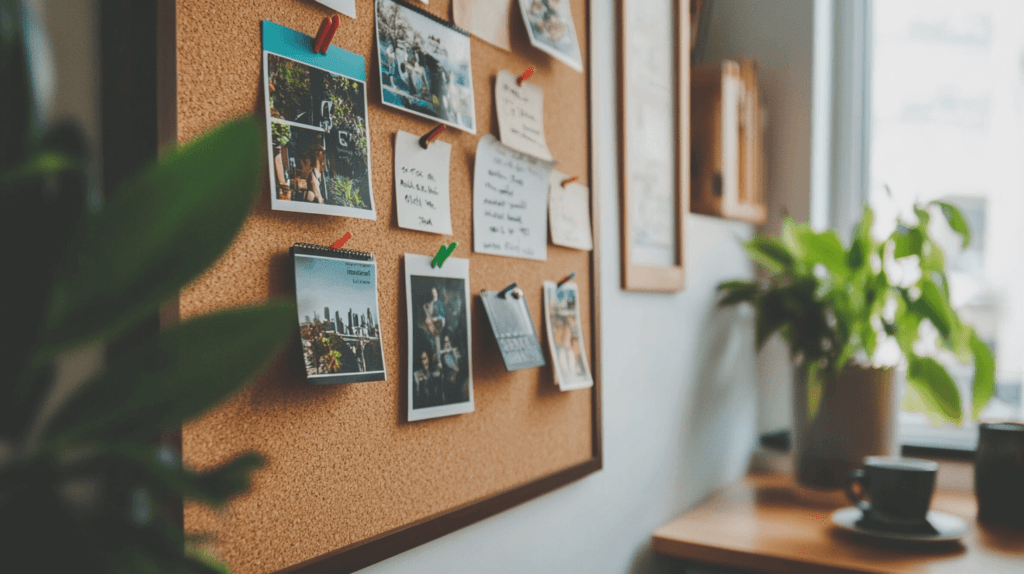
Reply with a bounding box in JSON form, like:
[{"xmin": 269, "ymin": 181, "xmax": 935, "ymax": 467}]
[{"xmin": 845, "ymin": 469, "xmax": 872, "ymax": 513}]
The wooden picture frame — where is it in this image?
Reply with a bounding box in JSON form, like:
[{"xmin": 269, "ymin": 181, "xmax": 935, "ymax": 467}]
[{"xmin": 620, "ymin": 0, "xmax": 689, "ymax": 292}]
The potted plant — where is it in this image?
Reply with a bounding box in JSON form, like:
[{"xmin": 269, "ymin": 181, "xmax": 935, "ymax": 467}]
[{"xmin": 718, "ymin": 203, "xmax": 995, "ymax": 489}]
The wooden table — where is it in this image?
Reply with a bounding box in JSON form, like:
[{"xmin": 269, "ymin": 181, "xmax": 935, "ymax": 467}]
[{"xmin": 652, "ymin": 473, "xmax": 1024, "ymax": 573}]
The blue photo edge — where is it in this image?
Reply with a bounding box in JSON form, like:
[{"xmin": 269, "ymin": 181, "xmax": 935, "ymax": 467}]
[{"xmin": 262, "ymin": 20, "xmax": 366, "ymax": 82}]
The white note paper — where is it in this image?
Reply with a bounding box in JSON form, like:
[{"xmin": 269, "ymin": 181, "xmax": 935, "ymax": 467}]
[
  {"xmin": 453, "ymin": 0, "xmax": 515, "ymax": 51},
  {"xmin": 548, "ymin": 170, "xmax": 593, "ymax": 251},
  {"xmin": 473, "ymin": 134, "xmax": 554, "ymax": 261},
  {"xmin": 495, "ymin": 70, "xmax": 552, "ymax": 161},
  {"xmin": 315, "ymin": 0, "xmax": 356, "ymax": 18},
  {"xmin": 394, "ymin": 130, "xmax": 453, "ymax": 235}
]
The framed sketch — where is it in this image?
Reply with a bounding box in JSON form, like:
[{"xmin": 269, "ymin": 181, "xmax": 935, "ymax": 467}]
[{"xmin": 620, "ymin": 0, "xmax": 689, "ymax": 292}]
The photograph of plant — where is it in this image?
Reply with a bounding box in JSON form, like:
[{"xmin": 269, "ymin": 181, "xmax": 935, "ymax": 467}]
[{"xmin": 265, "ymin": 52, "xmax": 375, "ymax": 217}]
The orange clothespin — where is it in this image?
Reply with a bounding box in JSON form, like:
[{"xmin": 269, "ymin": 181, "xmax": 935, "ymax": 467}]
[
  {"xmin": 561, "ymin": 175, "xmax": 579, "ymax": 187},
  {"xmin": 517, "ymin": 66, "xmax": 534, "ymax": 86},
  {"xmin": 313, "ymin": 15, "xmax": 340, "ymax": 54},
  {"xmin": 331, "ymin": 232, "xmax": 352, "ymax": 249}
]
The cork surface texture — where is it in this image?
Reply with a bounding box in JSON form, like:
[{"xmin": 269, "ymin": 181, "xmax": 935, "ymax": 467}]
[{"xmin": 177, "ymin": 1, "xmax": 595, "ymax": 572}]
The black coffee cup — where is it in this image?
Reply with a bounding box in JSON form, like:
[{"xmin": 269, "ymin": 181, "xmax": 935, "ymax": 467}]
[
  {"xmin": 845, "ymin": 456, "xmax": 939, "ymax": 532},
  {"xmin": 975, "ymin": 422, "xmax": 1024, "ymax": 528}
]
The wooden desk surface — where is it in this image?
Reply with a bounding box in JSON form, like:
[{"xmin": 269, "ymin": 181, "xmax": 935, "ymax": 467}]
[{"xmin": 652, "ymin": 473, "xmax": 1024, "ymax": 574}]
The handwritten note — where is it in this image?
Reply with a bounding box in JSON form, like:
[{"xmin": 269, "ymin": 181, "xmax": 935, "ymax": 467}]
[
  {"xmin": 548, "ymin": 170, "xmax": 593, "ymax": 251},
  {"xmin": 394, "ymin": 130, "xmax": 453, "ymax": 235},
  {"xmin": 495, "ymin": 70, "xmax": 552, "ymax": 161},
  {"xmin": 473, "ymin": 134, "xmax": 554, "ymax": 260}
]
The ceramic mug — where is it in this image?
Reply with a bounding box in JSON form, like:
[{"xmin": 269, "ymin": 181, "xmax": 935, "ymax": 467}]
[
  {"xmin": 975, "ymin": 422, "xmax": 1024, "ymax": 528},
  {"xmin": 845, "ymin": 456, "xmax": 939, "ymax": 527}
]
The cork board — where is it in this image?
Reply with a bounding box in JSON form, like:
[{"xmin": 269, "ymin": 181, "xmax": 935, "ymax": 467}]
[{"xmin": 172, "ymin": 1, "xmax": 599, "ymax": 573}]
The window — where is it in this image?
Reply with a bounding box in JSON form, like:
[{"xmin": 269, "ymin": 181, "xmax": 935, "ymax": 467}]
[{"xmin": 869, "ymin": 0, "xmax": 1024, "ymax": 449}]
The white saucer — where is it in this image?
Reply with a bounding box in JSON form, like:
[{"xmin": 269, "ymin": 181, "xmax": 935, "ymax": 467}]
[{"xmin": 831, "ymin": 507, "xmax": 969, "ymax": 543}]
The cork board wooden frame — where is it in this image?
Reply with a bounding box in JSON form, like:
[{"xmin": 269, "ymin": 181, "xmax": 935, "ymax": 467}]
[
  {"xmin": 619, "ymin": 0, "xmax": 689, "ymax": 292},
  {"xmin": 156, "ymin": 1, "xmax": 601, "ymax": 573}
]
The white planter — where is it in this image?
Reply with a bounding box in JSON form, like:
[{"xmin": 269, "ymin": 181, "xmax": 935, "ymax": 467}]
[{"xmin": 792, "ymin": 364, "xmax": 897, "ymax": 489}]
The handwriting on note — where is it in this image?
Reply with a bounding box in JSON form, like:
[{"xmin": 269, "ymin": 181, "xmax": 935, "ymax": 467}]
[
  {"xmin": 548, "ymin": 170, "xmax": 593, "ymax": 251},
  {"xmin": 394, "ymin": 130, "xmax": 453, "ymax": 235},
  {"xmin": 473, "ymin": 134, "xmax": 553, "ymax": 260},
  {"xmin": 495, "ymin": 70, "xmax": 553, "ymax": 161}
]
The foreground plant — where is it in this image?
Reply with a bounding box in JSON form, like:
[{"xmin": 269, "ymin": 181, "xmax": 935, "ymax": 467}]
[
  {"xmin": 717, "ymin": 202, "xmax": 995, "ymax": 425},
  {"xmin": 1, "ymin": 2, "xmax": 294, "ymax": 571}
]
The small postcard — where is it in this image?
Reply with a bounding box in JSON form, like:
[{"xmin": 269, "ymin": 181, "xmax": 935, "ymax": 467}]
[
  {"xmin": 472, "ymin": 134, "xmax": 554, "ymax": 261},
  {"xmin": 315, "ymin": 0, "xmax": 356, "ymax": 18},
  {"xmin": 376, "ymin": 0, "xmax": 477, "ymax": 133},
  {"xmin": 480, "ymin": 288, "xmax": 546, "ymax": 371},
  {"xmin": 517, "ymin": 0, "xmax": 583, "ymax": 72},
  {"xmin": 495, "ymin": 70, "xmax": 552, "ymax": 161},
  {"xmin": 293, "ymin": 247, "xmax": 386, "ymax": 384},
  {"xmin": 548, "ymin": 169, "xmax": 593, "ymax": 250},
  {"xmin": 263, "ymin": 21, "xmax": 375, "ymax": 220},
  {"xmin": 405, "ymin": 253, "xmax": 474, "ymax": 421},
  {"xmin": 453, "ymin": 0, "xmax": 515, "ymax": 51},
  {"xmin": 542, "ymin": 280, "xmax": 592, "ymax": 390},
  {"xmin": 394, "ymin": 130, "xmax": 453, "ymax": 235}
]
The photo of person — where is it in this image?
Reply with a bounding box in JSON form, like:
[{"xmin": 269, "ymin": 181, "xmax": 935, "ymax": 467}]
[
  {"xmin": 405, "ymin": 254, "xmax": 473, "ymax": 421},
  {"xmin": 376, "ymin": 0, "xmax": 477, "ymax": 133},
  {"xmin": 542, "ymin": 280, "xmax": 593, "ymax": 390},
  {"xmin": 263, "ymin": 23, "xmax": 376, "ymax": 219},
  {"xmin": 517, "ymin": 0, "xmax": 583, "ymax": 72},
  {"xmin": 293, "ymin": 249, "xmax": 386, "ymax": 384}
]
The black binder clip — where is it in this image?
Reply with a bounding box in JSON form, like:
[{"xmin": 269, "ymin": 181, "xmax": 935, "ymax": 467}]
[{"xmin": 499, "ymin": 282, "xmax": 521, "ymax": 299}]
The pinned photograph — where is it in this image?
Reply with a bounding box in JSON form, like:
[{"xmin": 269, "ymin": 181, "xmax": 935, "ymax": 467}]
[
  {"xmin": 517, "ymin": 0, "xmax": 583, "ymax": 72},
  {"xmin": 262, "ymin": 21, "xmax": 376, "ymax": 219},
  {"xmin": 293, "ymin": 248, "xmax": 386, "ymax": 384},
  {"xmin": 405, "ymin": 253, "xmax": 473, "ymax": 421},
  {"xmin": 375, "ymin": 0, "xmax": 477, "ymax": 133},
  {"xmin": 542, "ymin": 280, "xmax": 593, "ymax": 390}
]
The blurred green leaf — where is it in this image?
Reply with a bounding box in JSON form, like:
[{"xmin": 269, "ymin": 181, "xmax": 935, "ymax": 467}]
[
  {"xmin": 933, "ymin": 201, "xmax": 971, "ymax": 248},
  {"xmin": 794, "ymin": 229, "xmax": 848, "ymax": 278},
  {"xmin": 744, "ymin": 236, "xmax": 795, "ymax": 274},
  {"xmin": 907, "ymin": 356, "xmax": 963, "ymax": 425},
  {"xmin": 46, "ymin": 300, "xmax": 295, "ymax": 442},
  {"xmin": 970, "ymin": 331, "xmax": 995, "ymax": 419},
  {"xmin": 910, "ymin": 277, "xmax": 955, "ymax": 339},
  {"xmin": 892, "ymin": 226, "xmax": 924, "ymax": 258},
  {"xmin": 755, "ymin": 290, "xmax": 788, "ymax": 350},
  {"xmin": 0, "ymin": 150, "xmax": 82, "ymax": 188},
  {"xmin": 40, "ymin": 117, "xmax": 265, "ymax": 355},
  {"xmin": 806, "ymin": 361, "xmax": 824, "ymax": 421},
  {"xmin": 717, "ymin": 280, "xmax": 759, "ymax": 306}
]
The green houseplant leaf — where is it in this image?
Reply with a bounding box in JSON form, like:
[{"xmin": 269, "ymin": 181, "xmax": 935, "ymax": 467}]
[
  {"xmin": 906, "ymin": 355, "xmax": 963, "ymax": 425},
  {"xmin": 40, "ymin": 117, "xmax": 265, "ymax": 355},
  {"xmin": 969, "ymin": 331, "xmax": 995, "ymax": 420},
  {"xmin": 45, "ymin": 300, "xmax": 295, "ymax": 443},
  {"xmin": 933, "ymin": 200, "xmax": 971, "ymax": 248}
]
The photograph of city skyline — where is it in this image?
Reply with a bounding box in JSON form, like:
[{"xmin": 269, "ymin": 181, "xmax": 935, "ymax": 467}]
[{"xmin": 294, "ymin": 251, "xmax": 386, "ymax": 384}]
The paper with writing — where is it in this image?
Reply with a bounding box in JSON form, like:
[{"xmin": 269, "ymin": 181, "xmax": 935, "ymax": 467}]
[
  {"xmin": 548, "ymin": 170, "xmax": 593, "ymax": 251},
  {"xmin": 473, "ymin": 134, "xmax": 553, "ymax": 261},
  {"xmin": 495, "ymin": 70, "xmax": 552, "ymax": 161},
  {"xmin": 394, "ymin": 130, "xmax": 453, "ymax": 235}
]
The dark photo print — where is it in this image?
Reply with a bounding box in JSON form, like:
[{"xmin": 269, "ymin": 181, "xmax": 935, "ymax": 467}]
[{"xmin": 410, "ymin": 275, "xmax": 470, "ymax": 410}]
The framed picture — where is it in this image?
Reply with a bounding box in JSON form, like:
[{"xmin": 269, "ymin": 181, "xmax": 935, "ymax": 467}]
[{"xmin": 619, "ymin": 0, "xmax": 689, "ymax": 292}]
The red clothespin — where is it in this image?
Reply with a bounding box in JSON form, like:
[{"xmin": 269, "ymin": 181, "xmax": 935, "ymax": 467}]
[
  {"xmin": 419, "ymin": 124, "xmax": 446, "ymax": 149},
  {"xmin": 561, "ymin": 175, "xmax": 579, "ymax": 187},
  {"xmin": 331, "ymin": 232, "xmax": 352, "ymax": 249},
  {"xmin": 517, "ymin": 66, "xmax": 534, "ymax": 86},
  {"xmin": 313, "ymin": 15, "xmax": 340, "ymax": 55}
]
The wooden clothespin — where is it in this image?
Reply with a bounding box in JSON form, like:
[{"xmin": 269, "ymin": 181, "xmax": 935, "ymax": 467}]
[
  {"xmin": 517, "ymin": 66, "xmax": 535, "ymax": 86},
  {"xmin": 557, "ymin": 272, "xmax": 576, "ymax": 287},
  {"xmin": 419, "ymin": 124, "xmax": 446, "ymax": 149},
  {"xmin": 313, "ymin": 15, "xmax": 340, "ymax": 55},
  {"xmin": 561, "ymin": 176, "xmax": 579, "ymax": 187}
]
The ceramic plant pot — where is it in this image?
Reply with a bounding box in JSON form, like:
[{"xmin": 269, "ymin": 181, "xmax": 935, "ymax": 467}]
[{"xmin": 792, "ymin": 364, "xmax": 897, "ymax": 489}]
